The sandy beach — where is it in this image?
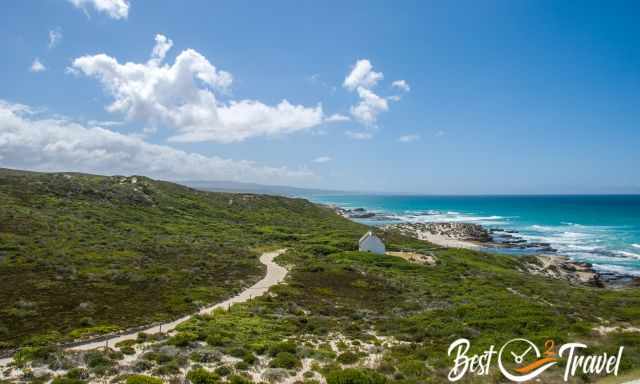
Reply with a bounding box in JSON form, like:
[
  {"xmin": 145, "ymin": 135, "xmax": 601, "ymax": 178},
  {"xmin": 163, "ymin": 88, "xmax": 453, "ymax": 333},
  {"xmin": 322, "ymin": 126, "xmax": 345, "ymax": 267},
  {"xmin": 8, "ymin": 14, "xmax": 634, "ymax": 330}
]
[{"xmin": 406, "ymin": 231, "xmax": 482, "ymax": 250}]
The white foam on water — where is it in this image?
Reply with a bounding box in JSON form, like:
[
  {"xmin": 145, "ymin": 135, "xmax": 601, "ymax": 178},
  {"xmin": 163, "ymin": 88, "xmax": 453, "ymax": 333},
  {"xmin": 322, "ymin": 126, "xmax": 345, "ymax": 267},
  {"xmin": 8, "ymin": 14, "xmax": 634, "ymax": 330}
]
[
  {"xmin": 323, "ymin": 198, "xmax": 640, "ymax": 276},
  {"xmin": 615, "ymin": 250, "xmax": 640, "ymax": 260},
  {"xmin": 592, "ymin": 263, "xmax": 640, "ymax": 277},
  {"xmin": 566, "ymin": 244, "xmax": 600, "ymax": 252}
]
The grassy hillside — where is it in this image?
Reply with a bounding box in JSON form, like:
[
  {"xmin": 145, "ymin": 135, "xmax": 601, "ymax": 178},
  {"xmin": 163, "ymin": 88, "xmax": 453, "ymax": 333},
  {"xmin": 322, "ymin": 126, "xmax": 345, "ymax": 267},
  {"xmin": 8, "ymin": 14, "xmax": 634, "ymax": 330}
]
[
  {"xmin": 0, "ymin": 168, "xmax": 365, "ymax": 349},
  {"xmin": 1, "ymin": 169, "xmax": 640, "ymax": 384}
]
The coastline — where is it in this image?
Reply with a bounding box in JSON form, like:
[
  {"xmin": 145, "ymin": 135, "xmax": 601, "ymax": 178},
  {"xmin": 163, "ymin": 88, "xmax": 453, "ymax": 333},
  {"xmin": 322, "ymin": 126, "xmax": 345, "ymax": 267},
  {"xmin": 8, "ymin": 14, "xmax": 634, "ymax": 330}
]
[
  {"xmin": 327, "ymin": 203, "xmax": 639, "ymax": 287},
  {"xmin": 384, "ymin": 222, "xmax": 484, "ymax": 250},
  {"xmin": 384, "ymin": 221, "xmax": 605, "ymax": 287},
  {"xmin": 409, "ymin": 232, "xmax": 482, "ymax": 249}
]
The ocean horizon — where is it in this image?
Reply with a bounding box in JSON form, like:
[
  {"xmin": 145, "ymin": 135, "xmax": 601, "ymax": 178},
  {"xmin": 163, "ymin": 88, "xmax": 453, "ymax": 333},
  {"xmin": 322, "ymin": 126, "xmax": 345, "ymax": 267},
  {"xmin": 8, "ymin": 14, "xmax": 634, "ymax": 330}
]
[{"xmin": 305, "ymin": 194, "xmax": 640, "ymax": 276}]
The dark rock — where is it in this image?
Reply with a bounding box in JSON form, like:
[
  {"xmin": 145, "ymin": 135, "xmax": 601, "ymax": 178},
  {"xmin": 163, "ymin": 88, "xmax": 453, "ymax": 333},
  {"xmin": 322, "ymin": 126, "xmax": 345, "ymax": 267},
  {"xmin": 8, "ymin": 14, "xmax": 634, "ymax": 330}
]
[{"xmin": 349, "ymin": 212, "xmax": 376, "ymax": 219}]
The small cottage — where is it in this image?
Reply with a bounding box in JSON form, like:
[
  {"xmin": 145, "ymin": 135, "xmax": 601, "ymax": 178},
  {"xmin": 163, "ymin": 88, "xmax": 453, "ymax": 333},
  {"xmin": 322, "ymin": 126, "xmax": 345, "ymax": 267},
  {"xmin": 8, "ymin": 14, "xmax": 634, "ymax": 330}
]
[{"xmin": 358, "ymin": 231, "xmax": 385, "ymax": 254}]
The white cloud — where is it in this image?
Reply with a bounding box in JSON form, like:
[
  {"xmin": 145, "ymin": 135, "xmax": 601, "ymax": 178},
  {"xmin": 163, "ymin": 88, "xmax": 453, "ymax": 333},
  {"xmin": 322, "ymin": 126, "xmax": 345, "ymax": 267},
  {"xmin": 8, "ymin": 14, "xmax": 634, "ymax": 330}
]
[
  {"xmin": 169, "ymin": 100, "xmax": 323, "ymax": 143},
  {"xmin": 0, "ymin": 100, "xmax": 313, "ymax": 184},
  {"xmin": 349, "ymin": 86, "xmax": 388, "ymax": 126},
  {"xmin": 398, "ymin": 134, "xmax": 419, "ymax": 143},
  {"xmin": 68, "ymin": 0, "xmax": 130, "ymax": 19},
  {"xmin": 70, "ymin": 34, "xmax": 325, "ymax": 143},
  {"xmin": 342, "ymin": 59, "xmax": 392, "ymax": 126},
  {"xmin": 87, "ymin": 119, "xmax": 124, "ymax": 127},
  {"xmin": 436, "ymin": 130, "xmax": 445, "ymax": 137},
  {"xmin": 392, "ymin": 80, "xmax": 410, "ymax": 92},
  {"xmin": 313, "ymin": 156, "xmax": 332, "ymax": 163},
  {"xmin": 345, "ymin": 130, "xmax": 373, "ymax": 140},
  {"xmin": 343, "ymin": 59, "xmax": 383, "ymax": 91},
  {"xmin": 48, "ymin": 29, "xmax": 63, "ymax": 49},
  {"xmin": 324, "ymin": 113, "xmax": 350, "ymax": 123},
  {"xmin": 30, "ymin": 58, "xmax": 46, "ymax": 72}
]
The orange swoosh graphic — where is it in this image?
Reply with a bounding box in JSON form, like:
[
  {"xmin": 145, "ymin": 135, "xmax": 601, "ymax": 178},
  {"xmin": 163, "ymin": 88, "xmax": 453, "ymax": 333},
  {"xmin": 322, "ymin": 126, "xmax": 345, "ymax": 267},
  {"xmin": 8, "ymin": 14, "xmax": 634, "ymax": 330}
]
[{"xmin": 515, "ymin": 357, "xmax": 558, "ymax": 374}]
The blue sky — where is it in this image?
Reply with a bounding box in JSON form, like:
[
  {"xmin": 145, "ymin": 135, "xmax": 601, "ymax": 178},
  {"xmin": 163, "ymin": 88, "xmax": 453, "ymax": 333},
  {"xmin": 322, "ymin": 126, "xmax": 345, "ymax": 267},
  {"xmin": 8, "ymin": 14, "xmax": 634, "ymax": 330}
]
[{"xmin": 0, "ymin": 0, "xmax": 638, "ymax": 194}]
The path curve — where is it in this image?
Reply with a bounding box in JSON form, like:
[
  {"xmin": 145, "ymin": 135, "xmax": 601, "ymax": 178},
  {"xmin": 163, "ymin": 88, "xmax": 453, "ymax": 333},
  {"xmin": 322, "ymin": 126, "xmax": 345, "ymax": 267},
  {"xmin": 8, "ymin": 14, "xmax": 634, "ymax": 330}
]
[{"xmin": 0, "ymin": 249, "xmax": 287, "ymax": 363}]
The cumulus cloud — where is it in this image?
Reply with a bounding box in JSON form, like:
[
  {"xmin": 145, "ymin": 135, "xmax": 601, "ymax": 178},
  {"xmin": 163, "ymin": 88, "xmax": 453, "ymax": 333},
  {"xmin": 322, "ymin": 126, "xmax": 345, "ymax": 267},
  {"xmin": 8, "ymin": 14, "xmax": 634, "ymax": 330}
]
[
  {"xmin": 0, "ymin": 100, "xmax": 314, "ymax": 184},
  {"xmin": 345, "ymin": 130, "xmax": 373, "ymax": 140},
  {"xmin": 148, "ymin": 34, "xmax": 173, "ymax": 65},
  {"xmin": 313, "ymin": 156, "xmax": 332, "ymax": 163},
  {"xmin": 343, "ymin": 59, "xmax": 383, "ymax": 91},
  {"xmin": 68, "ymin": 0, "xmax": 130, "ymax": 19},
  {"xmin": 392, "ymin": 80, "xmax": 410, "ymax": 92},
  {"xmin": 30, "ymin": 58, "xmax": 46, "ymax": 72},
  {"xmin": 342, "ymin": 59, "xmax": 392, "ymax": 127},
  {"xmin": 49, "ymin": 29, "xmax": 63, "ymax": 49},
  {"xmin": 398, "ymin": 134, "xmax": 419, "ymax": 143},
  {"xmin": 349, "ymin": 86, "xmax": 388, "ymax": 126},
  {"xmin": 70, "ymin": 34, "xmax": 325, "ymax": 143},
  {"xmin": 324, "ymin": 113, "xmax": 350, "ymax": 123}
]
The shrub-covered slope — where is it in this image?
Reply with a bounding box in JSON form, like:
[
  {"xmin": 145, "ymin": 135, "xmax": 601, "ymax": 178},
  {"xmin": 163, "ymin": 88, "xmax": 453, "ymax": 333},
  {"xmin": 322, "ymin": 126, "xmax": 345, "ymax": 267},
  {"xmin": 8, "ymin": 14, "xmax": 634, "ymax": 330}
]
[
  {"xmin": 2, "ymin": 168, "xmax": 640, "ymax": 384},
  {"xmin": 0, "ymin": 168, "xmax": 364, "ymax": 349}
]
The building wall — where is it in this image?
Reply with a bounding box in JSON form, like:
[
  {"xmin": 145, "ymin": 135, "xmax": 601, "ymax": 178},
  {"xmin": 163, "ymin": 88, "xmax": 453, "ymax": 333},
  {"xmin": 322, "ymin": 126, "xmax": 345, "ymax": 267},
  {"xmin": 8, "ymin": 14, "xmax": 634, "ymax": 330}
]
[{"xmin": 359, "ymin": 236, "xmax": 385, "ymax": 254}]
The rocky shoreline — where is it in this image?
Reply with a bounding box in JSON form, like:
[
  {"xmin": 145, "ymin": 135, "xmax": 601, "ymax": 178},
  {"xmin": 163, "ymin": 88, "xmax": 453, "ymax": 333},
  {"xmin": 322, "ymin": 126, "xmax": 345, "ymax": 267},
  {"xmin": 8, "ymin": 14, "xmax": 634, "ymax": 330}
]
[
  {"xmin": 331, "ymin": 205, "xmax": 637, "ymax": 287},
  {"xmin": 387, "ymin": 222, "xmax": 556, "ymax": 252},
  {"xmin": 385, "ymin": 221, "xmax": 604, "ymax": 286}
]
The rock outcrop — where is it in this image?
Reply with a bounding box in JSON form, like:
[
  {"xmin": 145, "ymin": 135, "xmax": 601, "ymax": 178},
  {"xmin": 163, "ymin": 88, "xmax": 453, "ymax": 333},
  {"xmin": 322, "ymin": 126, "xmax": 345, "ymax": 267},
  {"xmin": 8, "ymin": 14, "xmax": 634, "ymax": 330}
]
[
  {"xmin": 523, "ymin": 255, "xmax": 603, "ymax": 287},
  {"xmin": 388, "ymin": 222, "xmax": 493, "ymax": 242}
]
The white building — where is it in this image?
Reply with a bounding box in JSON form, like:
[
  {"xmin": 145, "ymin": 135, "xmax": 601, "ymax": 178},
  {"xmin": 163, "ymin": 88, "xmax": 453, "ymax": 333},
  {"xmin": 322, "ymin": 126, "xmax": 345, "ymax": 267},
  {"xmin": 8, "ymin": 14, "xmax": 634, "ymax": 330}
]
[{"xmin": 358, "ymin": 231, "xmax": 385, "ymax": 254}]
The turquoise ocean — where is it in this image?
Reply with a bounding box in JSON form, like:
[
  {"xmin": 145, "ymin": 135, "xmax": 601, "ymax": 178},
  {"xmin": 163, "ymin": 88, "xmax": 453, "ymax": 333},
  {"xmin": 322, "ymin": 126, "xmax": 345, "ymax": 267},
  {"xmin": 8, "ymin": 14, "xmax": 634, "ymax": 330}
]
[{"xmin": 305, "ymin": 194, "xmax": 640, "ymax": 276}]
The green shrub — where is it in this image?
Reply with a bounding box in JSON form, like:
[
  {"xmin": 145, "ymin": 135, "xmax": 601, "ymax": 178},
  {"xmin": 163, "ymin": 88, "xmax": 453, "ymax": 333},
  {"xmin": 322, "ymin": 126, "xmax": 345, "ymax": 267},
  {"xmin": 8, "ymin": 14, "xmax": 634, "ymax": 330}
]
[
  {"xmin": 153, "ymin": 360, "xmax": 180, "ymax": 376},
  {"xmin": 186, "ymin": 368, "xmax": 219, "ymax": 384},
  {"xmin": 168, "ymin": 332, "xmax": 198, "ymax": 347},
  {"xmin": 142, "ymin": 351, "xmax": 172, "ymax": 364},
  {"xmin": 234, "ymin": 361, "xmax": 250, "ymax": 371},
  {"xmin": 228, "ymin": 374, "xmax": 253, "ymax": 384},
  {"xmin": 120, "ymin": 345, "xmax": 136, "ymax": 355},
  {"xmin": 397, "ymin": 360, "xmax": 428, "ymax": 378},
  {"xmin": 116, "ymin": 339, "xmax": 137, "ymax": 348},
  {"xmin": 84, "ymin": 350, "xmax": 114, "ymax": 371},
  {"xmin": 190, "ymin": 349, "xmax": 221, "ymax": 363},
  {"xmin": 137, "ymin": 333, "xmax": 149, "ymax": 343},
  {"xmin": 242, "ymin": 351, "xmax": 257, "ymax": 365},
  {"xmin": 324, "ymin": 368, "xmax": 387, "ymax": 384},
  {"xmin": 268, "ymin": 341, "xmax": 297, "ymax": 357},
  {"xmin": 205, "ymin": 334, "xmax": 229, "ymax": 347},
  {"xmin": 229, "ymin": 347, "xmax": 247, "ymax": 358},
  {"xmin": 133, "ymin": 360, "xmax": 154, "ymax": 372},
  {"xmin": 248, "ymin": 342, "xmax": 268, "ymax": 355},
  {"xmin": 51, "ymin": 378, "xmax": 86, "ymax": 384},
  {"xmin": 79, "ymin": 317, "xmax": 95, "ymax": 327},
  {"xmin": 269, "ymin": 352, "xmax": 301, "ymax": 369},
  {"xmin": 65, "ymin": 368, "xmax": 89, "ymax": 380},
  {"xmin": 337, "ymin": 351, "xmax": 359, "ymax": 364},
  {"xmin": 214, "ymin": 365, "xmax": 232, "ymax": 377},
  {"xmin": 125, "ymin": 375, "xmax": 164, "ymax": 384}
]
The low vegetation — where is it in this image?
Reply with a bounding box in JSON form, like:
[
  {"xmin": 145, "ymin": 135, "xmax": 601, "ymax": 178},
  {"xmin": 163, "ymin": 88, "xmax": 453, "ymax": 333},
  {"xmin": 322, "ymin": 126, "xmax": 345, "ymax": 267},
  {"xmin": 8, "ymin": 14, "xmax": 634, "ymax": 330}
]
[
  {"xmin": 1, "ymin": 168, "xmax": 640, "ymax": 383},
  {"xmin": 0, "ymin": 168, "xmax": 362, "ymax": 349}
]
